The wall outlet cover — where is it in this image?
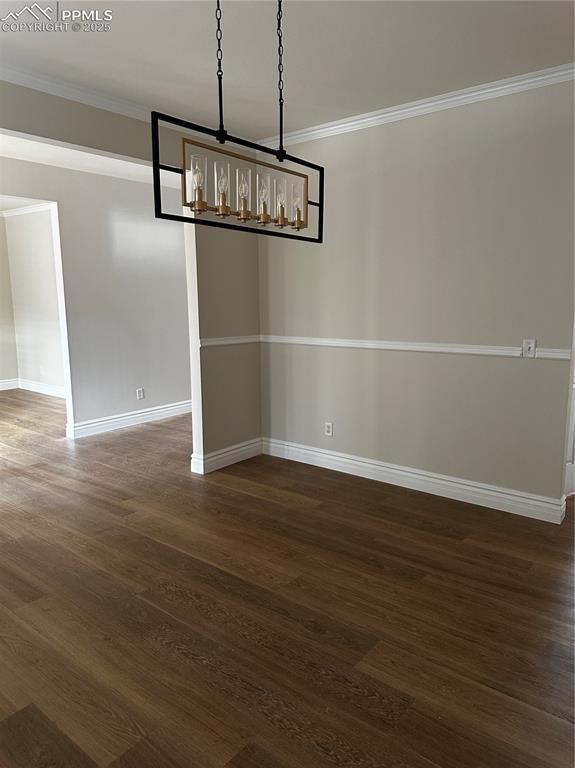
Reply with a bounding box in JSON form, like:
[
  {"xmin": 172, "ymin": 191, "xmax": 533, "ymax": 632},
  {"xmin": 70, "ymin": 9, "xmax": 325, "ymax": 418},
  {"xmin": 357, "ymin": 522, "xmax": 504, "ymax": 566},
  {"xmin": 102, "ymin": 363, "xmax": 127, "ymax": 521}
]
[{"xmin": 522, "ymin": 339, "xmax": 537, "ymax": 358}]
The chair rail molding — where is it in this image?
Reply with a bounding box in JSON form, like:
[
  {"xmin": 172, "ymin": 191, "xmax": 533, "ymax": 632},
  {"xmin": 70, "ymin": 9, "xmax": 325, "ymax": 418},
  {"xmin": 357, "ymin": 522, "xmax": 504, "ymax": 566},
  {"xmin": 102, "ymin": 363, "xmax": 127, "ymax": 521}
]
[{"xmin": 199, "ymin": 335, "xmax": 571, "ymax": 361}]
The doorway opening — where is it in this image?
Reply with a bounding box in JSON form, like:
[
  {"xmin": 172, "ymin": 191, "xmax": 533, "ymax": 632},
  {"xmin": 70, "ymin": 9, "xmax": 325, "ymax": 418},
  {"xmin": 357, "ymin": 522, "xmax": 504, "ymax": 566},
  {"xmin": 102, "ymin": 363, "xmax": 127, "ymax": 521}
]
[{"xmin": 0, "ymin": 196, "xmax": 74, "ymax": 439}]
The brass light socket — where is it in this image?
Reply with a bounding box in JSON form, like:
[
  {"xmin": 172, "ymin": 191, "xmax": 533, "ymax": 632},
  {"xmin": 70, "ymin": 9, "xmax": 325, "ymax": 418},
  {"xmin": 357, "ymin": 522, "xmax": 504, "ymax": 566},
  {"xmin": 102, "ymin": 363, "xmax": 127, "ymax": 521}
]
[
  {"xmin": 275, "ymin": 204, "xmax": 288, "ymax": 228},
  {"xmin": 237, "ymin": 198, "xmax": 251, "ymax": 222},
  {"xmin": 191, "ymin": 188, "xmax": 208, "ymax": 213},
  {"xmin": 258, "ymin": 201, "xmax": 271, "ymax": 226},
  {"xmin": 216, "ymin": 192, "xmax": 231, "ymax": 217},
  {"xmin": 291, "ymin": 207, "xmax": 305, "ymax": 230}
]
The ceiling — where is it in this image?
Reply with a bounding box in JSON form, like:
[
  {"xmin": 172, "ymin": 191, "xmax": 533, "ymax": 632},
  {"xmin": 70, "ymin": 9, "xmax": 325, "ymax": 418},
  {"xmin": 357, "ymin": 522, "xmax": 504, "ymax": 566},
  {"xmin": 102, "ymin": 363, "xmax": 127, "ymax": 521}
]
[{"xmin": 0, "ymin": 1, "xmax": 573, "ymax": 139}]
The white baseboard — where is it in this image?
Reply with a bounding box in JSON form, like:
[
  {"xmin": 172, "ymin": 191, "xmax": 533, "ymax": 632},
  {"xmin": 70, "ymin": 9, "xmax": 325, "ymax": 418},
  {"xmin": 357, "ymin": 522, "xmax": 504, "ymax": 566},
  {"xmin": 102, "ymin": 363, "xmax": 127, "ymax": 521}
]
[
  {"xmin": 0, "ymin": 378, "xmax": 65, "ymax": 397},
  {"xmin": 262, "ymin": 438, "xmax": 565, "ymax": 524},
  {"xmin": 69, "ymin": 399, "xmax": 192, "ymax": 439},
  {"xmin": 191, "ymin": 438, "xmax": 263, "ymax": 475},
  {"xmin": 0, "ymin": 378, "xmax": 19, "ymax": 391},
  {"xmin": 18, "ymin": 379, "xmax": 66, "ymax": 398}
]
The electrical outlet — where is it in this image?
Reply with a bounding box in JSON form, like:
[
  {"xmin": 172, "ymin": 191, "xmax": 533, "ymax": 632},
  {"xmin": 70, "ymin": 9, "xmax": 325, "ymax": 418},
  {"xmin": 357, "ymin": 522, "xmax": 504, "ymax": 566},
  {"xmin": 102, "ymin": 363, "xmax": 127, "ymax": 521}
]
[
  {"xmin": 136, "ymin": 387, "xmax": 145, "ymax": 400},
  {"xmin": 522, "ymin": 339, "xmax": 537, "ymax": 358},
  {"xmin": 324, "ymin": 421, "xmax": 333, "ymax": 437}
]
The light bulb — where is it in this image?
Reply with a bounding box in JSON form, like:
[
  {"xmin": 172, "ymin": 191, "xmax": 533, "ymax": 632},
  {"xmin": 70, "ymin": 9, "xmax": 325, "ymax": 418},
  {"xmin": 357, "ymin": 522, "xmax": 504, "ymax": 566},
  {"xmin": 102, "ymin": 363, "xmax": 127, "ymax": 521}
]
[
  {"xmin": 218, "ymin": 167, "xmax": 228, "ymax": 194},
  {"xmin": 192, "ymin": 163, "xmax": 203, "ymax": 189},
  {"xmin": 259, "ymin": 180, "xmax": 269, "ymax": 204},
  {"xmin": 239, "ymin": 174, "xmax": 249, "ymax": 200}
]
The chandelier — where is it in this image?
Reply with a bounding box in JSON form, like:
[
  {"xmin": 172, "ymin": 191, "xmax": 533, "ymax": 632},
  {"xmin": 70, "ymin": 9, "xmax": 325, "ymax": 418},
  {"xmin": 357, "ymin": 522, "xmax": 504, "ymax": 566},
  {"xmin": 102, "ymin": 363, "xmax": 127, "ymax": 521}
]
[{"xmin": 151, "ymin": 0, "xmax": 324, "ymax": 243}]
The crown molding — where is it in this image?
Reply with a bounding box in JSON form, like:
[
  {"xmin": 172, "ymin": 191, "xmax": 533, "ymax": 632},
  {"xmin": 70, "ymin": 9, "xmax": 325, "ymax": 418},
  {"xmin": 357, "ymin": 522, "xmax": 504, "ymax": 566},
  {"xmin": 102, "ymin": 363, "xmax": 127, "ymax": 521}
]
[
  {"xmin": 260, "ymin": 63, "xmax": 575, "ymax": 147},
  {"xmin": 0, "ymin": 64, "xmax": 151, "ymax": 122},
  {"xmin": 2, "ymin": 62, "xmax": 573, "ymax": 150}
]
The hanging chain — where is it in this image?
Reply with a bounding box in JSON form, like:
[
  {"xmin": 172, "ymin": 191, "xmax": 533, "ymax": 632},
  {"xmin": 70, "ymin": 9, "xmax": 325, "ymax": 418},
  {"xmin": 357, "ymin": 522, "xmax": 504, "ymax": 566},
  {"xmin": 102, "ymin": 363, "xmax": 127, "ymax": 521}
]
[
  {"xmin": 215, "ymin": 0, "xmax": 226, "ymax": 140},
  {"xmin": 276, "ymin": 0, "xmax": 286, "ymax": 160}
]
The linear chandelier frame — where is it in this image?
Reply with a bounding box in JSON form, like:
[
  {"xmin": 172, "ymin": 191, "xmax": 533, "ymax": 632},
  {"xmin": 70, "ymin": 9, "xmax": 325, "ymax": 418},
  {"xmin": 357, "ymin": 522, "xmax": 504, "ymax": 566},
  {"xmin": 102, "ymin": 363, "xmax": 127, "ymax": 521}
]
[
  {"xmin": 151, "ymin": 111, "xmax": 324, "ymax": 243},
  {"xmin": 151, "ymin": 0, "xmax": 324, "ymax": 243}
]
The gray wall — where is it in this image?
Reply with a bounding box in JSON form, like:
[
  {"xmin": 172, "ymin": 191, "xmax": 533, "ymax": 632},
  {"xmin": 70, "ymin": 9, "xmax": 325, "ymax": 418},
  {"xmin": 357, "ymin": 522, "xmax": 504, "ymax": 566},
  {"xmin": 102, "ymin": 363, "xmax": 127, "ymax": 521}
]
[
  {"xmin": 0, "ymin": 81, "xmax": 152, "ymax": 161},
  {"xmin": 194, "ymin": 226, "xmax": 260, "ymax": 454},
  {"xmin": 0, "ymin": 158, "xmax": 191, "ymax": 424},
  {"xmin": 258, "ymin": 82, "xmax": 574, "ymax": 499},
  {"xmin": 4, "ymin": 208, "xmax": 64, "ymax": 389},
  {"xmin": 0, "ymin": 82, "xmax": 183, "ymax": 165},
  {"xmin": 1, "ymin": 80, "xmax": 571, "ymax": 503},
  {"xmin": 0, "ymin": 218, "xmax": 17, "ymax": 381}
]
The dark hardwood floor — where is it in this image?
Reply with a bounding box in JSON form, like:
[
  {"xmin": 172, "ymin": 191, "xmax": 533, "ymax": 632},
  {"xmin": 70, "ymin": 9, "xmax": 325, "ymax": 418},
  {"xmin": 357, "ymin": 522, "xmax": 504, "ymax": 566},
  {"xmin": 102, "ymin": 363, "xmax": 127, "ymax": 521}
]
[{"xmin": 0, "ymin": 389, "xmax": 573, "ymax": 767}]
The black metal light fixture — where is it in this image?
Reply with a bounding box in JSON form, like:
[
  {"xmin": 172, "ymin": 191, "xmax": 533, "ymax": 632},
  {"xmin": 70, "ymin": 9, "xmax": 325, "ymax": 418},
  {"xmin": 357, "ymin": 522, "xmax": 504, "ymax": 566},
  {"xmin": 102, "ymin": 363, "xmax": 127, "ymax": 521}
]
[{"xmin": 151, "ymin": 0, "xmax": 324, "ymax": 243}]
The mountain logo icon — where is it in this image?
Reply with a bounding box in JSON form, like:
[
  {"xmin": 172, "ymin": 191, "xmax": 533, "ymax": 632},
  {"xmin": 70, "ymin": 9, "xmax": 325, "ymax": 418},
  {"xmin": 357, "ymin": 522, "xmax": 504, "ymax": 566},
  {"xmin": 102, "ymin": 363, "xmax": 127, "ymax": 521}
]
[{"xmin": 1, "ymin": 3, "xmax": 53, "ymax": 21}]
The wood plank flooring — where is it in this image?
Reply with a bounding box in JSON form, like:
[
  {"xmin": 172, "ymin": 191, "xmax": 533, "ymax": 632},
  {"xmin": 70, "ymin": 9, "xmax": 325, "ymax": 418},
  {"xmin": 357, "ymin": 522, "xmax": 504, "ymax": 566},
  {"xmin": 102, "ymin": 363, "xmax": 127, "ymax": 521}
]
[{"xmin": 0, "ymin": 388, "xmax": 572, "ymax": 767}]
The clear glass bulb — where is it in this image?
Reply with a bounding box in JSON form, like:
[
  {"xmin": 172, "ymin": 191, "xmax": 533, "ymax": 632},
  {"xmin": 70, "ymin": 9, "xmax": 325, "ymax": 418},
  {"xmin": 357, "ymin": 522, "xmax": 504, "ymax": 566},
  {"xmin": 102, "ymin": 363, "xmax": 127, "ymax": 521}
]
[
  {"xmin": 259, "ymin": 179, "xmax": 269, "ymax": 205},
  {"xmin": 192, "ymin": 162, "xmax": 203, "ymax": 189},
  {"xmin": 218, "ymin": 167, "xmax": 228, "ymax": 194},
  {"xmin": 239, "ymin": 173, "xmax": 249, "ymax": 200}
]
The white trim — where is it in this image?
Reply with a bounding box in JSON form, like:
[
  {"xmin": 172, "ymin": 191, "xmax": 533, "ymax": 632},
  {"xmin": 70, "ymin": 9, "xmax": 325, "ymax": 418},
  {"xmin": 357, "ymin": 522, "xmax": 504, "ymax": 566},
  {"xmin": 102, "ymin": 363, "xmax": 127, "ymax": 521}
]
[
  {"xmin": 200, "ymin": 335, "xmax": 571, "ymax": 360},
  {"xmin": 565, "ymin": 463, "xmax": 575, "ymax": 497},
  {"xmin": 0, "ymin": 130, "xmax": 179, "ymax": 189},
  {"xmin": 201, "ymin": 335, "xmax": 261, "ymax": 348},
  {"xmin": 186, "ymin": 432, "xmax": 565, "ymax": 522},
  {"xmin": 191, "ymin": 438, "xmax": 263, "ymax": 475},
  {"xmin": 0, "ymin": 378, "xmax": 19, "ymax": 391},
  {"xmin": 262, "ymin": 336, "xmax": 521, "ymax": 356},
  {"xmin": 0, "ymin": 201, "xmax": 52, "ymax": 218},
  {"xmin": 2, "ymin": 62, "xmax": 572, "ymax": 150},
  {"xmin": 261, "ymin": 63, "xmax": 575, "ymax": 147},
  {"xmin": 262, "ymin": 438, "xmax": 565, "ymax": 524},
  {"xmin": 17, "ymin": 379, "xmax": 65, "ymax": 398},
  {"xmin": 2, "ymin": 201, "xmax": 77, "ymax": 427},
  {"xmin": 69, "ymin": 400, "xmax": 192, "ymax": 439},
  {"xmin": 49, "ymin": 202, "xmax": 76, "ymax": 430},
  {"xmin": 0, "ymin": 64, "xmax": 151, "ymax": 123},
  {"xmin": 538, "ymin": 347, "xmax": 572, "ymax": 360}
]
